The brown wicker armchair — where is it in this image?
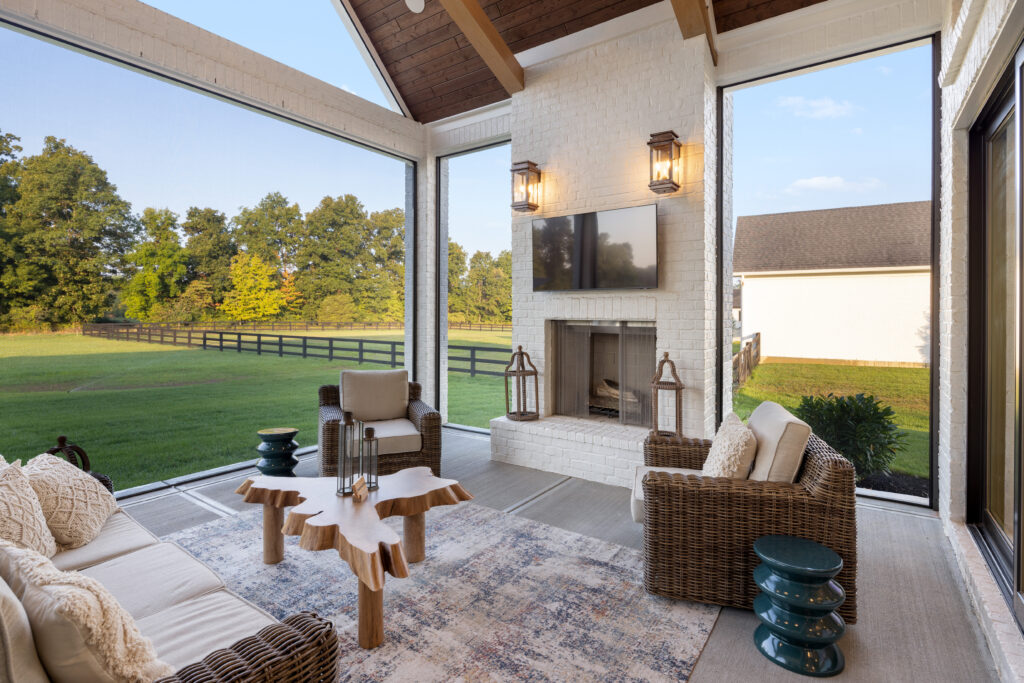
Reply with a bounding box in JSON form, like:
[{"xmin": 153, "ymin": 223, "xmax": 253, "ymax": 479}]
[
  {"xmin": 318, "ymin": 380, "xmax": 441, "ymax": 477},
  {"xmin": 641, "ymin": 434, "xmax": 857, "ymax": 623}
]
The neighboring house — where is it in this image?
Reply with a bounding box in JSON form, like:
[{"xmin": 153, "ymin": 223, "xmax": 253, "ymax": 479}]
[{"xmin": 734, "ymin": 201, "xmax": 931, "ymax": 365}]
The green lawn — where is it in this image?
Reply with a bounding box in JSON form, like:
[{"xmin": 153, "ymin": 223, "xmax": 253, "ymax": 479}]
[
  {"xmin": 0, "ymin": 331, "xmax": 509, "ymax": 488},
  {"xmin": 733, "ymin": 362, "xmax": 930, "ymax": 478}
]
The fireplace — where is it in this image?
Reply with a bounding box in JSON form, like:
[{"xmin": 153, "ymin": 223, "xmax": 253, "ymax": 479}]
[{"xmin": 551, "ymin": 321, "xmax": 656, "ymax": 426}]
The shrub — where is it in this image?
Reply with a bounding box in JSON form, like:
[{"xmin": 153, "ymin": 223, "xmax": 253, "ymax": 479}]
[{"xmin": 794, "ymin": 393, "xmax": 906, "ymax": 482}]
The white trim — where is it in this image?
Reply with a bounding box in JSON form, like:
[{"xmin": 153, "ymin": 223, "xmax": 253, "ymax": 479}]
[
  {"xmin": 331, "ymin": 0, "xmax": 411, "ymax": 118},
  {"xmin": 940, "ymin": 0, "xmax": 986, "ymax": 87},
  {"xmin": 427, "ymin": 100, "xmax": 511, "ymax": 133},
  {"xmin": 738, "ymin": 265, "xmax": 931, "ymax": 277},
  {"xmin": 515, "ymin": 2, "xmax": 676, "ymax": 68}
]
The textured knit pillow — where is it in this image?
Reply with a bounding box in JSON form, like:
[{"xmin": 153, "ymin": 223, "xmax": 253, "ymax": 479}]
[
  {"xmin": 0, "ymin": 540, "xmax": 174, "ymax": 683},
  {"xmin": 702, "ymin": 413, "xmax": 757, "ymax": 479},
  {"xmin": 24, "ymin": 454, "xmax": 117, "ymax": 549},
  {"xmin": 0, "ymin": 461, "xmax": 58, "ymax": 557}
]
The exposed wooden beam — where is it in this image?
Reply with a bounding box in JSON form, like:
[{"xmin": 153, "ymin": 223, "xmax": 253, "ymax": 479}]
[
  {"xmin": 438, "ymin": 0, "xmax": 524, "ymax": 95},
  {"xmin": 670, "ymin": 0, "xmax": 718, "ymax": 65}
]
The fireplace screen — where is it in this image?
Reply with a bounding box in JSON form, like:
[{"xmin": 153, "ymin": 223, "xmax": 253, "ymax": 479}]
[{"xmin": 553, "ymin": 321, "xmax": 656, "ymax": 426}]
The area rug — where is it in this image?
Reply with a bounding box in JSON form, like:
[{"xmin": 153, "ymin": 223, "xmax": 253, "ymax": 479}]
[{"xmin": 165, "ymin": 503, "xmax": 719, "ymax": 682}]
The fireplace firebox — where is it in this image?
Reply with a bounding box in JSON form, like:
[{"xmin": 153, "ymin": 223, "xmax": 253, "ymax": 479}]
[{"xmin": 552, "ymin": 321, "xmax": 656, "ymax": 426}]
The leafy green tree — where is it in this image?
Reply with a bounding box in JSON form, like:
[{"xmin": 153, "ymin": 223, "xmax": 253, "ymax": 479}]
[
  {"xmin": 279, "ymin": 270, "xmax": 305, "ymax": 318},
  {"xmin": 122, "ymin": 208, "xmax": 190, "ymax": 320},
  {"xmin": 231, "ymin": 192, "xmax": 302, "ymax": 270},
  {"xmin": 0, "ymin": 136, "xmax": 139, "ymax": 325},
  {"xmin": 221, "ymin": 253, "xmax": 285, "ymax": 321},
  {"xmin": 317, "ymin": 292, "xmax": 358, "ymax": 321},
  {"xmin": 150, "ymin": 279, "xmax": 215, "ymax": 322},
  {"xmin": 447, "ymin": 239, "xmax": 469, "ymax": 322},
  {"xmin": 0, "ymin": 130, "xmax": 23, "ymax": 323},
  {"xmin": 462, "ymin": 249, "xmax": 512, "ymax": 322},
  {"xmin": 182, "ymin": 207, "xmax": 236, "ymax": 303}
]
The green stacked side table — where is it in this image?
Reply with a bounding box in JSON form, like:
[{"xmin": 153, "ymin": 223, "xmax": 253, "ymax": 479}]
[
  {"xmin": 256, "ymin": 428, "xmax": 300, "ymax": 477},
  {"xmin": 753, "ymin": 535, "xmax": 846, "ymax": 677}
]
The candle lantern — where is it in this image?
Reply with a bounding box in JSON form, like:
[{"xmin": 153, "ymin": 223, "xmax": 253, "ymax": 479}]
[
  {"xmin": 649, "ymin": 352, "xmax": 684, "ymax": 443},
  {"xmin": 337, "ymin": 411, "xmax": 360, "ymax": 496},
  {"xmin": 504, "ymin": 345, "xmax": 539, "ymax": 421},
  {"xmin": 511, "ymin": 161, "xmax": 541, "ymax": 211},
  {"xmin": 648, "ymin": 131, "xmax": 682, "ymax": 194},
  {"xmin": 362, "ymin": 426, "xmax": 379, "ymax": 492}
]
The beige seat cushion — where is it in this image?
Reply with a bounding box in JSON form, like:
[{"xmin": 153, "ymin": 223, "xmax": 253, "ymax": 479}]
[
  {"xmin": 81, "ymin": 543, "xmax": 224, "ymax": 621},
  {"xmin": 702, "ymin": 412, "xmax": 757, "ymax": 479},
  {"xmin": 0, "ymin": 540, "xmax": 173, "ymax": 683},
  {"xmin": 0, "ymin": 461, "xmax": 57, "ymax": 557},
  {"xmin": 630, "ymin": 466, "xmax": 702, "ymax": 524},
  {"xmin": 341, "ymin": 369, "xmax": 409, "ymax": 422},
  {"xmin": 747, "ymin": 401, "xmax": 812, "ymax": 483},
  {"xmin": 137, "ymin": 590, "xmax": 277, "ymax": 672},
  {"xmin": 24, "ymin": 454, "xmax": 118, "ymax": 549},
  {"xmin": 363, "ymin": 418, "xmax": 423, "ymax": 455},
  {"xmin": 0, "ymin": 578, "xmax": 49, "ymax": 683},
  {"xmin": 52, "ymin": 510, "xmax": 159, "ymax": 571}
]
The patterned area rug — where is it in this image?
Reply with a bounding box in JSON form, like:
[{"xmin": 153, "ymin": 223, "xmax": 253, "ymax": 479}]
[{"xmin": 166, "ymin": 503, "xmax": 719, "ymax": 682}]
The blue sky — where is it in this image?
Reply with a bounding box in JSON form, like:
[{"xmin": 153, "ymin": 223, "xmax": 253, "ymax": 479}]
[{"xmin": 731, "ymin": 43, "xmax": 932, "ymax": 228}]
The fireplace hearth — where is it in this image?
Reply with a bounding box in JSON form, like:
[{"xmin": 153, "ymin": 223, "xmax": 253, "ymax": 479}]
[{"xmin": 552, "ymin": 321, "xmax": 655, "ymax": 426}]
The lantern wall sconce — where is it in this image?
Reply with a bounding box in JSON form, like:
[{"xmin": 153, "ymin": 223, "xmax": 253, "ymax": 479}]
[
  {"xmin": 648, "ymin": 131, "xmax": 682, "ymax": 194},
  {"xmin": 649, "ymin": 352, "xmax": 684, "ymax": 443},
  {"xmin": 511, "ymin": 161, "xmax": 541, "ymax": 211},
  {"xmin": 504, "ymin": 345, "xmax": 539, "ymax": 421}
]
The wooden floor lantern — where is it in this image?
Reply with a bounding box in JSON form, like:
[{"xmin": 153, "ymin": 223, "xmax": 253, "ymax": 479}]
[
  {"xmin": 649, "ymin": 352, "xmax": 684, "ymax": 443},
  {"xmin": 505, "ymin": 345, "xmax": 539, "ymax": 421}
]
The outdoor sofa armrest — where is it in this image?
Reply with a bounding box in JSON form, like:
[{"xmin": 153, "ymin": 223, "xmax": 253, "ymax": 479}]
[
  {"xmin": 154, "ymin": 611, "xmax": 338, "ymax": 683},
  {"xmin": 407, "ymin": 399, "xmax": 440, "ymax": 434},
  {"xmin": 318, "ymin": 384, "xmax": 340, "ymax": 408},
  {"xmin": 643, "ymin": 438, "xmax": 713, "ymax": 470}
]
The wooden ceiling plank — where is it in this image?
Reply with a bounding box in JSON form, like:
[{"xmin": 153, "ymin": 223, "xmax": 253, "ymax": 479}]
[
  {"xmin": 670, "ymin": 0, "xmax": 717, "ymax": 64},
  {"xmin": 438, "ymin": 0, "xmax": 525, "ymax": 95},
  {"xmin": 712, "ymin": 0, "xmax": 826, "ymax": 33}
]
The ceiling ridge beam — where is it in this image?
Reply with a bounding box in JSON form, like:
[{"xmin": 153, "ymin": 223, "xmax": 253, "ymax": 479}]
[
  {"xmin": 438, "ymin": 0, "xmax": 525, "ymax": 95},
  {"xmin": 670, "ymin": 0, "xmax": 718, "ymax": 65}
]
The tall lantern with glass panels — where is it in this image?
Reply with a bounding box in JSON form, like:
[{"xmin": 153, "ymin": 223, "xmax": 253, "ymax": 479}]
[
  {"xmin": 648, "ymin": 131, "xmax": 682, "ymax": 194},
  {"xmin": 511, "ymin": 161, "xmax": 541, "ymax": 211}
]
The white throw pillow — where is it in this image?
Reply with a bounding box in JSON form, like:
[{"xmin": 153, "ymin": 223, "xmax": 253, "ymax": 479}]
[
  {"xmin": 24, "ymin": 454, "xmax": 118, "ymax": 549},
  {"xmin": 747, "ymin": 401, "xmax": 812, "ymax": 483},
  {"xmin": 702, "ymin": 413, "xmax": 757, "ymax": 479},
  {"xmin": 0, "ymin": 461, "xmax": 57, "ymax": 557},
  {"xmin": 340, "ymin": 369, "xmax": 409, "ymax": 422},
  {"xmin": 0, "ymin": 540, "xmax": 173, "ymax": 683}
]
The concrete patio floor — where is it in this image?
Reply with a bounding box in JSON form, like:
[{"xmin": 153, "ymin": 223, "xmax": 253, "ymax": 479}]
[{"xmin": 119, "ymin": 427, "xmax": 998, "ymax": 681}]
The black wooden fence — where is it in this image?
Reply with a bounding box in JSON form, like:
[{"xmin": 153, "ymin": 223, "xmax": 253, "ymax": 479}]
[{"xmin": 82, "ymin": 324, "xmax": 508, "ymax": 377}]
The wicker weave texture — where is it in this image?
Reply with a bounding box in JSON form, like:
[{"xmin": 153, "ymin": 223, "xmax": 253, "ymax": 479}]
[
  {"xmin": 641, "ymin": 434, "xmax": 858, "ymax": 623},
  {"xmin": 318, "ymin": 381, "xmax": 441, "ymax": 477},
  {"xmin": 154, "ymin": 612, "xmax": 337, "ymax": 682}
]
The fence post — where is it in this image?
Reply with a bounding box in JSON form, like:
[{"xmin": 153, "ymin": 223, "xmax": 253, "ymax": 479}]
[
  {"xmin": 470, "ymin": 347, "xmax": 477, "ymax": 377},
  {"xmin": 302, "ymin": 337, "xmax": 308, "ymax": 358},
  {"xmin": 257, "ymin": 335, "xmax": 262, "ymax": 356},
  {"xmin": 391, "ymin": 342, "xmax": 397, "ymax": 368},
  {"xmin": 358, "ymin": 340, "xmax": 364, "ymax": 365},
  {"xmin": 328, "ymin": 338, "xmax": 334, "ymax": 362},
  {"xmin": 202, "ymin": 331, "xmax": 207, "ymax": 349},
  {"xmin": 219, "ymin": 333, "xmax": 224, "ymax": 352},
  {"xmin": 237, "ymin": 333, "xmax": 242, "ymax": 353},
  {"xmin": 278, "ymin": 335, "xmax": 283, "ymax": 357},
  {"xmin": 187, "ymin": 329, "xmax": 192, "ymax": 347}
]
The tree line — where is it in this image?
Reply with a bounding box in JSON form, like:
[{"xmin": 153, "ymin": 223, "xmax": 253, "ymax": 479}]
[{"xmin": 0, "ymin": 130, "xmax": 511, "ymax": 331}]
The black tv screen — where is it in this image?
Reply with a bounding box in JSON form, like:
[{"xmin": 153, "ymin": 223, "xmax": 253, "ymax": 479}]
[{"xmin": 532, "ymin": 204, "xmax": 657, "ymax": 291}]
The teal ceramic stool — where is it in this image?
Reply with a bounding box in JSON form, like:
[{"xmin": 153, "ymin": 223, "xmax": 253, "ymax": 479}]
[
  {"xmin": 753, "ymin": 535, "xmax": 846, "ymax": 677},
  {"xmin": 256, "ymin": 428, "xmax": 300, "ymax": 477}
]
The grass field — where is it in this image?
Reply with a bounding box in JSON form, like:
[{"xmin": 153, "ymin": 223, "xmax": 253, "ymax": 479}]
[
  {"xmin": 0, "ymin": 330, "xmax": 511, "ymax": 488},
  {"xmin": 733, "ymin": 361, "xmax": 930, "ymax": 478}
]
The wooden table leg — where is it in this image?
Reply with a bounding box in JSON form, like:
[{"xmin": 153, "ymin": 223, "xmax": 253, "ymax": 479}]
[
  {"xmin": 403, "ymin": 512, "xmax": 425, "ymax": 563},
  {"xmin": 262, "ymin": 504, "xmax": 284, "ymax": 564},
  {"xmin": 358, "ymin": 581, "xmax": 384, "ymax": 649}
]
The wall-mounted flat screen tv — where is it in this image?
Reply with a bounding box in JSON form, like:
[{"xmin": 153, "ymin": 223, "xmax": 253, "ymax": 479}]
[{"xmin": 532, "ymin": 204, "xmax": 658, "ymax": 291}]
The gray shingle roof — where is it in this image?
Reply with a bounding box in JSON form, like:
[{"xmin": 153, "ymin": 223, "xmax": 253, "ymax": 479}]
[{"xmin": 733, "ymin": 201, "xmax": 932, "ymax": 273}]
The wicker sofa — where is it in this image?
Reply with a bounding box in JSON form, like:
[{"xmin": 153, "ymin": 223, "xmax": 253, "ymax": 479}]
[
  {"xmin": 640, "ymin": 433, "xmax": 858, "ymax": 623},
  {"xmin": 318, "ymin": 376, "xmax": 441, "ymax": 477},
  {"xmin": 0, "ymin": 507, "xmax": 338, "ymax": 682}
]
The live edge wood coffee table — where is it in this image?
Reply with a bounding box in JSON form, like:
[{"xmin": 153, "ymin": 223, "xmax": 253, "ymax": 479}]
[{"xmin": 235, "ymin": 467, "xmax": 472, "ymax": 649}]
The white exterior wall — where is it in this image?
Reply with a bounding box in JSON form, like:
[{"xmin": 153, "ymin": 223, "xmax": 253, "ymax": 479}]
[{"xmin": 741, "ymin": 270, "xmax": 931, "ymax": 364}]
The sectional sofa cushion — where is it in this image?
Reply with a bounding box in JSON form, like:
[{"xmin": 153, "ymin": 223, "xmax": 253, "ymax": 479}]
[
  {"xmin": 52, "ymin": 510, "xmax": 159, "ymax": 572},
  {"xmin": 702, "ymin": 412, "xmax": 758, "ymax": 479},
  {"xmin": 0, "ymin": 577, "xmax": 49, "ymax": 683},
  {"xmin": 747, "ymin": 401, "xmax": 812, "ymax": 483},
  {"xmin": 24, "ymin": 454, "xmax": 118, "ymax": 549},
  {"xmin": 362, "ymin": 418, "xmax": 423, "ymax": 455},
  {"xmin": 80, "ymin": 543, "xmax": 224, "ymax": 621},
  {"xmin": 0, "ymin": 540, "xmax": 174, "ymax": 683},
  {"xmin": 136, "ymin": 590, "xmax": 278, "ymax": 672},
  {"xmin": 0, "ymin": 461, "xmax": 57, "ymax": 557},
  {"xmin": 341, "ymin": 369, "xmax": 409, "ymax": 422},
  {"xmin": 631, "ymin": 466, "xmax": 702, "ymax": 524}
]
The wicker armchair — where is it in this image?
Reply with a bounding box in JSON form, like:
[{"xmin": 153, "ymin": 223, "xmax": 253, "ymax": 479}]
[
  {"xmin": 156, "ymin": 612, "xmax": 338, "ymax": 682},
  {"xmin": 318, "ymin": 380, "xmax": 441, "ymax": 477},
  {"xmin": 641, "ymin": 434, "xmax": 857, "ymax": 623}
]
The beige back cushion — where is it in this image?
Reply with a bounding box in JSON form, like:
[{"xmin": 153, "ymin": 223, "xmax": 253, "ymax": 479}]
[
  {"xmin": 0, "ymin": 541, "xmax": 173, "ymax": 683},
  {"xmin": 24, "ymin": 454, "xmax": 118, "ymax": 549},
  {"xmin": 341, "ymin": 370, "xmax": 409, "ymax": 422},
  {"xmin": 702, "ymin": 413, "xmax": 757, "ymax": 479},
  {"xmin": 747, "ymin": 401, "xmax": 812, "ymax": 483},
  {"xmin": 0, "ymin": 578, "xmax": 49, "ymax": 683},
  {"xmin": 0, "ymin": 462, "xmax": 57, "ymax": 558}
]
